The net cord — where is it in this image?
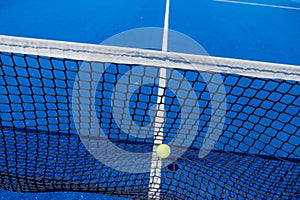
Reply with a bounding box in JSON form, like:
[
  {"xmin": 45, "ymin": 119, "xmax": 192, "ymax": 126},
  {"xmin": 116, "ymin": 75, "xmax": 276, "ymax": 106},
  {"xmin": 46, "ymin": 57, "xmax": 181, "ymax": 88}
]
[{"xmin": 0, "ymin": 34, "xmax": 299, "ymax": 81}]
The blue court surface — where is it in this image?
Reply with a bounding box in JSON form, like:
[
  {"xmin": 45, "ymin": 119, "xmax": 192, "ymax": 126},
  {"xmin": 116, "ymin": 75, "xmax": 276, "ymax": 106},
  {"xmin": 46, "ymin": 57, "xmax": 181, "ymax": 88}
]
[
  {"xmin": 1, "ymin": 0, "xmax": 300, "ymax": 64},
  {"xmin": 0, "ymin": 0, "xmax": 300, "ymax": 199}
]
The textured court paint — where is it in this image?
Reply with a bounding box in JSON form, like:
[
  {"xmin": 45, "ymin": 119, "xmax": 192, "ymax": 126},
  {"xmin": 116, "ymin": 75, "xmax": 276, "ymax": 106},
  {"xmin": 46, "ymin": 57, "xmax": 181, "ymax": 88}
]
[{"xmin": 0, "ymin": 191, "xmax": 129, "ymax": 200}]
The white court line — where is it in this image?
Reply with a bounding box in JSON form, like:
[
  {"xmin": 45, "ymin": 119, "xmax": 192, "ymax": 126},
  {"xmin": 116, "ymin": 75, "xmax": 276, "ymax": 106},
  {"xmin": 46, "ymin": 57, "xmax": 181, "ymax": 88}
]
[
  {"xmin": 148, "ymin": 0, "xmax": 170, "ymax": 199},
  {"xmin": 162, "ymin": 0, "xmax": 170, "ymax": 52},
  {"xmin": 214, "ymin": 0, "xmax": 300, "ymax": 11}
]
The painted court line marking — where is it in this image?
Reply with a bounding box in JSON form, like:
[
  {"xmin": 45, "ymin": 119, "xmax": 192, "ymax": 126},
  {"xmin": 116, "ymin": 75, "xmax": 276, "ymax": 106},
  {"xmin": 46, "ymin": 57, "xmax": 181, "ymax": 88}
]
[
  {"xmin": 148, "ymin": 0, "xmax": 169, "ymax": 199},
  {"xmin": 214, "ymin": 0, "xmax": 300, "ymax": 11}
]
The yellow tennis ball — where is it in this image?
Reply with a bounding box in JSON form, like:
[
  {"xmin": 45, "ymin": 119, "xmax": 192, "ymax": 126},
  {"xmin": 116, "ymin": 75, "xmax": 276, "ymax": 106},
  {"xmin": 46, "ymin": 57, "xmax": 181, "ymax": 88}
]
[{"xmin": 156, "ymin": 144, "xmax": 171, "ymax": 159}]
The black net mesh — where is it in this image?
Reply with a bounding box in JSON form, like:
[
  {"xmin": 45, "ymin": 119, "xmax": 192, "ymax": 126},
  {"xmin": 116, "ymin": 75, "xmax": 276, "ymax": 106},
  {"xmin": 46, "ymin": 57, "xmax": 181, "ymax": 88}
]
[{"xmin": 0, "ymin": 52, "xmax": 299, "ymax": 199}]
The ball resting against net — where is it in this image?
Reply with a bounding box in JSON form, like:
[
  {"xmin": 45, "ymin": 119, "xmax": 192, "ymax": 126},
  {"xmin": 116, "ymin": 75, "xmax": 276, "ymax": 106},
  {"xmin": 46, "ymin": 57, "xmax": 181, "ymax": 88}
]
[{"xmin": 156, "ymin": 144, "xmax": 171, "ymax": 159}]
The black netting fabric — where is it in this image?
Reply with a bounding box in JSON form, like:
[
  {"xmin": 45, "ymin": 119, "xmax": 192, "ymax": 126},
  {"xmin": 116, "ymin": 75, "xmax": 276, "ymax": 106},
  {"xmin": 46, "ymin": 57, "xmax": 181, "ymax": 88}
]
[{"xmin": 0, "ymin": 52, "xmax": 299, "ymax": 199}]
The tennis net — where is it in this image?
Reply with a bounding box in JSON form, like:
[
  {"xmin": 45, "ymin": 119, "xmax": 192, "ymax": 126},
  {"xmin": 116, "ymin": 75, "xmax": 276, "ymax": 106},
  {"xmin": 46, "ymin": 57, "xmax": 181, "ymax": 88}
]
[{"xmin": 0, "ymin": 35, "xmax": 299, "ymax": 199}]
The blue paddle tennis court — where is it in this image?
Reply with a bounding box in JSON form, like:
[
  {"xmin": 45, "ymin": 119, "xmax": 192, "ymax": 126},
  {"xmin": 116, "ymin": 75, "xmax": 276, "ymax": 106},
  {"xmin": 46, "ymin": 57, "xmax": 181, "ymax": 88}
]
[{"xmin": 0, "ymin": 0, "xmax": 299, "ymax": 199}]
